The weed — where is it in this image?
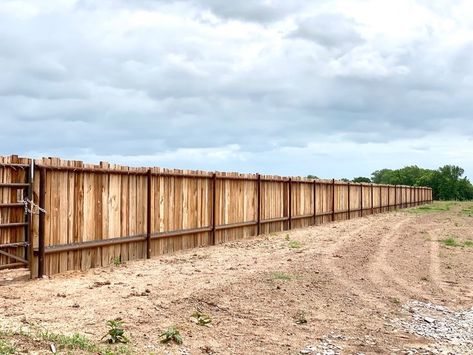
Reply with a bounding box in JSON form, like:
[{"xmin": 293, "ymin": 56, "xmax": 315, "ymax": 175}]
[
  {"xmin": 159, "ymin": 326, "xmax": 183, "ymax": 345},
  {"xmin": 102, "ymin": 319, "xmax": 129, "ymax": 344},
  {"xmin": 464, "ymin": 241, "xmax": 473, "ymax": 247},
  {"xmin": 39, "ymin": 331, "xmax": 97, "ymax": 352},
  {"xmin": 389, "ymin": 297, "xmax": 401, "ymax": 305},
  {"xmin": 285, "ymin": 234, "xmax": 290, "ymax": 241},
  {"xmin": 440, "ymin": 237, "xmax": 461, "ymax": 247},
  {"xmin": 288, "ymin": 240, "xmax": 302, "ymax": 249},
  {"xmin": 461, "ymin": 205, "xmax": 473, "ymax": 217},
  {"xmin": 294, "ymin": 311, "xmax": 307, "ymax": 325},
  {"xmin": 271, "ymin": 272, "xmax": 292, "ymax": 281},
  {"xmin": 0, "ymin": 339, "xmax": 16, "ymax": 355},
  {"xmin": 191, "ymin": 311, "xmax": 212, "ymax": 327},
  {"xmin": 111, "ymin": 256, "xmax": 122, "ymax": 266},
  {"xmin": 408, "ymin": 202, "xmax": 452, "ymax": 214}
]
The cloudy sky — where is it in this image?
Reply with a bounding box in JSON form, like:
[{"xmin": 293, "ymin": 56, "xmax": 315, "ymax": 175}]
[{"xmin": 1, "ymin": 0, "xmax": 472, "ymax": 179}]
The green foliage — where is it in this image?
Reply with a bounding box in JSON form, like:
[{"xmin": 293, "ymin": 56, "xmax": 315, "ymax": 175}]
[
  {"xmin": 408, "ymin": 202, "xmax": 452, "ymax": 214},
  {"xmin": 352, "ymin": 176, "xmax": 371, "ymax": 183},
  {"xmin": 0, "ymin": 339, "xmax": 16, "ymax": 354},
  {"xmin": 102, "ymin": 319, "xmax": 129, "ymax": 344},
  {"xmin": 340, "ymin": 178, "xmax": 350, "ymax": 182},
  {"xmin": 272, "ymin": 272, "xmax": 292, "ymax": 280},
  {"xmin": 371, "ymin": 165, "xmax": 473, "ymax": 201},
  {"xmin": 40, "ymin": 331, "xmax": 97, "ymax": 351},
  {"xmin": 191, "ymin": 311, "xmax": 212, "ymax": 326},
  {"xmin": 464, "ymin": 241, "xmax": 473, "ymax": 247},
  {"xmin": 307, "ymin": 175, "xmax": 318, "ymax": 179},
  {"xmin": 111, "ymin": 256, "xmax": 122, "ymax": 266},
  {"xmin": 159, "ymin": 326, "xmax": 183, "ymax": 345},
  {"xmin": 288, "ymin": 240, "xmax": 302, "ymax": 249},
  {"xmin": 440, "ymin": 237, "xmax": 461, "ymax": 247}
]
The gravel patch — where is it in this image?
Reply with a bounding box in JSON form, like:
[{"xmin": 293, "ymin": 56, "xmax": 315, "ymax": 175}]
[{"xmin": 392, "ymin": 300, "xmax": 473, "ymax": 354}]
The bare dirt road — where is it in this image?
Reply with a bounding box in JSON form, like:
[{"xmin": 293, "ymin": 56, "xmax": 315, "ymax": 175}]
[{"xmin": 1, "ymin": 202, "xmax": 472, "ymax": 354}]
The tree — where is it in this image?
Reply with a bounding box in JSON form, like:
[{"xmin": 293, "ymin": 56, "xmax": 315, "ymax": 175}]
[
  {"xmin": 370, "ymin": 164, "xmax": 473, "ymax": 201},
  {"xmin": 352, "ymin": 177, "xmax": 371, "ymax": 183}
]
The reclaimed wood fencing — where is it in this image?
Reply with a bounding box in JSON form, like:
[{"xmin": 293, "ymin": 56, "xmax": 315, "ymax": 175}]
[{"xmin": 0, "ymin": 155, "xmax": 433, "ymax": 277}]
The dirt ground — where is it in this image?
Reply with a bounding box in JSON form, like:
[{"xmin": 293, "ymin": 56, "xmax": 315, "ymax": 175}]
[{"xmin": 1, "ymin": 202, "xmax": 472, "ymax": 354}]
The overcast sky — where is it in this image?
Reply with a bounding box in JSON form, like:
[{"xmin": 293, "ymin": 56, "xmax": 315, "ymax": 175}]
[{"xmin": 1, "ymin": 0, "xmax": 472, "ymax": 179}]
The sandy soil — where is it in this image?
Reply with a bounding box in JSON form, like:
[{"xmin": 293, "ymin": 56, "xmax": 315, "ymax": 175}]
[{"xmin": 1, "ymin": 202, "xmax": 472, "ymax": 354}]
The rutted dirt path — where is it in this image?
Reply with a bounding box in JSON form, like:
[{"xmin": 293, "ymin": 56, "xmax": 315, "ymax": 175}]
[{"xmin": 1, "ymin": 202, "xmax": 472, "ymax": 354}]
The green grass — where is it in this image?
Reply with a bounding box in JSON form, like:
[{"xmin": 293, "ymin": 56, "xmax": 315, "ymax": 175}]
[
  {"xmin": 439, "ymin": 236, "xmax": 473, "ymax": 248},
  {"xmin": 288, "ymin": 240, "xmax": 302, "ymax": 249},
  {"xmin": 0, "ymin": 339, "xmax": 16, "ymax": 355},
  {"xmin": 460, "ymin": 205, "xmax": 473, "ymax": 217},
  {"xmin": 440, "ymin": 237, "xmax": 461, "ymax": 247},
  {"xmin": 408, "ymin": 202, "xmax": 453, "ymax": 214},
  {"xmin": 0, "ymin": 328, "xmax": 131, "ymax": 355},
  {"xmin": 271, "ymin": 272, "xmax": 292, "ymax": 281}
]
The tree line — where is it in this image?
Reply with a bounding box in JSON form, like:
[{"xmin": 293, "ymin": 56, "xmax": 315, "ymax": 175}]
[
  {"xmin": 352, "ymin": 165, "xmax": 473, "ymax": 201},
  {"xmin": 308, "ymin": 165, "xmax": 473, "ymax": 200}
]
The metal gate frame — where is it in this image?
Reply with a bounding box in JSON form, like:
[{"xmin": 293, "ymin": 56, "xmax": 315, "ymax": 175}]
[{"xmin": 0, "ymin": 161, "xmax": 33, "ymax": 271}]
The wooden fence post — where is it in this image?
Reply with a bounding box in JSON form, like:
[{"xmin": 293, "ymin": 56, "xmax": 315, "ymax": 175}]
[
  {"xmin": 387, "ymin": 185, "xmax": 390, "ymax": 212},
  {"xmin": 256, "ymin": 173, "xmax": 261, "ymax": 235},
  {"xmin": 146, "ymin": 169, "xmax": 152, "ymax": 259},
  {"xmin": 288, "ymin": 178, "xmax": 292, "ymax": 230},
  {"xmin": 332, "ymin": 179, "xmax": 335, "ymax": 222},
  {"xmin": 211, "ymin": 173, "xmax": 216, "ymax": 245},
  {"xmin": 394, "ymin": 185, "xmax": 397, "ymax": 210},
  {"xmin": 38, "ymin": 167, "xmax": 46, "ymax": 278}
]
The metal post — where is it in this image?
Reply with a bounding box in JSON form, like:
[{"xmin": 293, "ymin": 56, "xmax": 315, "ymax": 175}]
[
  {"xmin": 313, "ymin": 179, "xmax": 316, "ymax": 225},
  {"xmin": 27, "ymin": 160, "xmax": 34, "ymax": 278},
  {"xmin": 360, "ymin": 184, "xmax": 363, "ymax": 217},
  {"xmin": 288, "ymin": 178, "xmax": 292, "ymax": 230},
  {"xmin": 256, "ymin": 174, "xmax": 261, "ymax": 235},
  {"xmin": 332, "ymin": 179, "xmax": 335, "ymax": 222},
  {"xmin": 347, "ymin": 182, "xmax": 351, "ymax": 220},
  {"xmin": 211, "ymin": 173, "xmax": 217, "ymax": 245},
  {"xmin": 146, "ymin": 169, "xmax": 152, "ymax": 259},
  {"xmin": 394, "ymin": 185, "xmax": 397, "ymax": 210},
  {"xmin": 38, "ymin": 167, "xmax": 46, "ymax": 278},
  {"xmin": 371, "ymin": 183, "xmax": 374, "ymax": 215}
]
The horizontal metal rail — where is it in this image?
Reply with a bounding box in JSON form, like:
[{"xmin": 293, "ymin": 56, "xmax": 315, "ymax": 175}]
[
  {"xmin": 0, "ymin": 222, "xmax": 29, "ymax": 229},
  {"xmin": 0, "ymin": 203, "xmax": 24, "ymax": 208},
  {"xmin": 0, "ymin": 242, "xmax": 28, "ymax": 248},
  {"xmin": 0, "ymin": 162, "xmax": 30, "ymax": 168},
  {"xmin": 0, "ymin": 183, "xmax": 29, "ymax": 188}
]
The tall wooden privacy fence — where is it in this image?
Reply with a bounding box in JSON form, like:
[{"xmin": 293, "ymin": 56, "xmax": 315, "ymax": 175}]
[{"xmin": 0, "ymin": 155, "xmax": 433, "ymax": 277}]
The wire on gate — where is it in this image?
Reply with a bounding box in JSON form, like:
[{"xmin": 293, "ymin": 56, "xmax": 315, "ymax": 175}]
[{"xmin": 22, "ymin": 197, "xmax": 47, "ymax": 215}]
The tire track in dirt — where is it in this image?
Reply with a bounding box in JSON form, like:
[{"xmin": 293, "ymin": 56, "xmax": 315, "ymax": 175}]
[
  {"xmin": 320, "ymin": 219, "xmax": 384, "ymax": 305},
  {"xmin": 367, "ymin": 218, "xmax": 429, "ymax": 299}
]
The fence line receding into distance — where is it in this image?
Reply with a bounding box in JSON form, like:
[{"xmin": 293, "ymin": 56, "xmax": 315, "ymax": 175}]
[{"xmin": 0, "ymin": 155, "xmax": 433, "ymax": 277}]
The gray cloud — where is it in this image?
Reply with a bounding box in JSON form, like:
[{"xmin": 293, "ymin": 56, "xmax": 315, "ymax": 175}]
[{"xmin": 0, "ymin": 0, "xmax": 472, "ymax": 178}]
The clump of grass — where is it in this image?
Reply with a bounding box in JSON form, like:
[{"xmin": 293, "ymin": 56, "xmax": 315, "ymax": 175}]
[
  {"xmin": 389, "ymin": 297, "xmax": 401, "ymax": 305},
  {"xmin": 111, "ymin": 256, "xmax": 122, "ymax": 266},
  {"xmin": 440, "ymin": 237, "xmax": 461, "ymax": 247},
  {"xmin": 101, "ymin": 319, "xmax": 129, "ymax": 344},
  {"xmin": 408, "ymin": 202, "xmax": 452, "ymax": 214},
  {"xmin": 39, "ymin": 331, "xmax": 97, "ymax": 352},
  {"xmin": 288, "ymin": 240, "xmax": 302, "ymax": 249},
  {"xmin": 294, "ymin": 311, "xmax": 307, "ymax": 325},
  {"xmin": 464, "ymin": 240, "xmax": 473, "ymax": 247},
  {"xmin": 159, "ymin": 326, "xmax": 183, "ymax": 345},
  {"xmin": 271, "ymin": 272, "xmax": 292, "ymax": 281},
  {"xmin": 461, "ymin": 205, "xmax": 473, "ymax": 217},
  {"xmin": 191, "ymin": 311, "xmax": 212, "ymax": 327},
  {"xmin": 285, "ymin": 234, "xmax": 290, "ymax": 241},
  {"xmin": 0, "ymin": 339, "xmax": 16, "ymax": 355}
]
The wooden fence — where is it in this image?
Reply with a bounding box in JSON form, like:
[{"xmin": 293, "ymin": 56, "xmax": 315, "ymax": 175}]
[{"xmin": 0, "ymin": 155, "xmax": 433, "ymax": 277}]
